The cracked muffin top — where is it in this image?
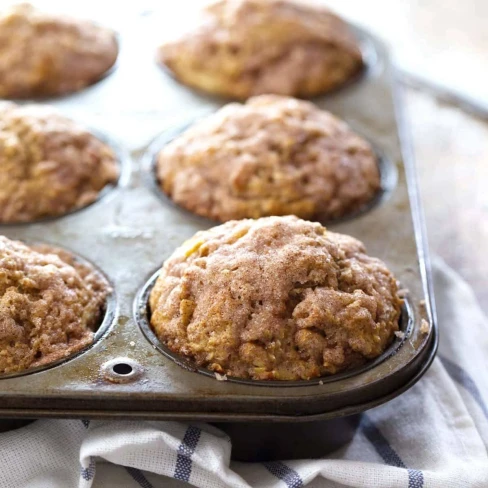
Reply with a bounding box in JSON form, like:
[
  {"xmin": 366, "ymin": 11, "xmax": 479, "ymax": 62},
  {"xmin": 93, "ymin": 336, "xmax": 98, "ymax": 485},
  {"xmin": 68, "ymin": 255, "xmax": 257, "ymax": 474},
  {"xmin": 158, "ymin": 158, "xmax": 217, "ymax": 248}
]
[
  {"xmin": 0, "ymin": 236, "xmax": 110, "ymax": 374},
  {"xmin": 0, "ymin": 3, "xmax": 118, "ymax": 99},
  {"xmin": 157, "ymin": 0, "xmax": 363, "ymax": 99},
  {"xmin": 149, "ymin": 216, "xmax": 402, "ymax": 380},
  {"xmin": 156, "ymin": 95, "xmax": 380, "ymax": 223},
  {"xmin": 0, "ymin": 102, "xmax": 119, "ymax": 223}
]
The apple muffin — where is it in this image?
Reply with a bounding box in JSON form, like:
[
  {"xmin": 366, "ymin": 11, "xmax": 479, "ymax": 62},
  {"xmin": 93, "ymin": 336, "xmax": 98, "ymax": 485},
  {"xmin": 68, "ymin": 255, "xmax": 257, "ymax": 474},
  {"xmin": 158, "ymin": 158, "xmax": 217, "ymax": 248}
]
[
  {"xmin": 149, "ymin": 216, "xmax": 402, "ymax": 380},
  {"xmin": 157, "ymin": 0, "xmax": 363, "ymax": 99},
  {"xmin": 0, "ymin": 102, "xmax": 119, "ymax": 223},
  {"xmin": 0, "ymin": 3, "xmax": 118, "ymax": 99},
  {"xmin": 156, "ymin": 95, "xmax": 380, "ymax": 222},
  {"xmin": 0, "ymin": 236, "xmax": 110, "ymax": 374}
]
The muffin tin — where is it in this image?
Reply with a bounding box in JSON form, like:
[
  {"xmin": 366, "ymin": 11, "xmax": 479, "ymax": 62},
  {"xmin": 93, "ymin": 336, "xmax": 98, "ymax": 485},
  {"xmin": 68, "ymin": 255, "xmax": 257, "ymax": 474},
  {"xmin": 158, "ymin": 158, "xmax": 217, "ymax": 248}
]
[{"xmin": 0, "ymin": 21, "xmax": 437, "ymax": 459}]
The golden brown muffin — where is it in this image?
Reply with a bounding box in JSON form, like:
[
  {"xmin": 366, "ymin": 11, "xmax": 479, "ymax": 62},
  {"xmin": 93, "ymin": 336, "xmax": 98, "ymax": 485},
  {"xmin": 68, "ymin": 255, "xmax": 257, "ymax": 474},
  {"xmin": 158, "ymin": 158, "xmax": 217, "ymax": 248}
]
[
  {"xmin": 0, "ymin": 236, "xmax": 110, "ymax": 374},
  {"xmin": 0, "ymin": 3, "xmax": 118, "ymax": 99},
  {"xmin": 150, "ymin": 216, "xmax": 402, "ymax": 380},
  {"xmin": 157, "ymin": 0, "xmax": 363, "ymax": 99},
  {"xmin": 157, "ymin": 95, "xmax": 380, "ymax": 222},
  {"xmin": 0, "ymin": 102, "xmax": 119, "ymax": 223}
]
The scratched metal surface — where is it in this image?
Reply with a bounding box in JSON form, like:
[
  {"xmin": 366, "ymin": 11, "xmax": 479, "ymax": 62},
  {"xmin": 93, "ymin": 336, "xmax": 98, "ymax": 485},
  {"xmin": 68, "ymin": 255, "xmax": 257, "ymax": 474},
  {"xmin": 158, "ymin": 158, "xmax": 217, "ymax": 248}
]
[{"xmin": 0, "ymin": 22, "xmax": 437, "ymax": 421}]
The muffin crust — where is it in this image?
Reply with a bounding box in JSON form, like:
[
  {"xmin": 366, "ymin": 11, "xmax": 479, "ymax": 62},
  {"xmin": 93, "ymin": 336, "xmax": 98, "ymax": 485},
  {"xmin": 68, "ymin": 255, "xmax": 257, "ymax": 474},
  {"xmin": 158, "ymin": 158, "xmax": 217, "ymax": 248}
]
[
  {"xmin": 157, "ymin": 95, "xmax": 380, "ymax": 222},
  {"xmin": 158, "ymin": 0, "xmax": 363, "ymax": 99},
  {"xmin": 150, "ymin": 216, "xmax": 402, "ymax": 380},
  {"xmin": 0, "ymin": 102, "xmax": 119, "ymax": 223},
  {"xmin": 0, "ymin": 3, "xmax": 118, "ymax": 99},
  {"xmin": 0, "ymin": 236, "xmax": 110, "ymax": 374}
]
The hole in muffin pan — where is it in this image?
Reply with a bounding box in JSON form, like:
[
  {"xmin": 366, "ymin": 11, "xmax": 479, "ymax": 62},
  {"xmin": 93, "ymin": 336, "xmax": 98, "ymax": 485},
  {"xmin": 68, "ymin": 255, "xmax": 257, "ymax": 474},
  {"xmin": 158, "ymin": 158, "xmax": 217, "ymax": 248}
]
[
  {"xmin": 142, "ymin": 119, "xmax": 397, "ymax": 227},
  {"xmin": 113, "ymin": 363, "xmax": 133, "ymax": 375},
  {"xmin": 135, "ymin": 269, "xmax": 413, "ymax": 388},
  {"xmin": 0, "ymin": 126, "xmax": 131, "ymax": 227},
  {"xmin": 101, "ymin": 358, "xmax": 144, "ymax": 384},
  {"xmin": 0, "ymin": 246, "xmax": 118, "ymax": 380}
]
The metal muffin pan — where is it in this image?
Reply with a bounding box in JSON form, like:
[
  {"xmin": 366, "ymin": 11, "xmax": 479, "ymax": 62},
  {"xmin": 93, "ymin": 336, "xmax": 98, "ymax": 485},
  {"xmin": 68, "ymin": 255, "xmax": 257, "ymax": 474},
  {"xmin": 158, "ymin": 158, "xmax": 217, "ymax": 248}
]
[{"xmin": 0, "ymin": 24, "xmax": 437, "ymax": 429}]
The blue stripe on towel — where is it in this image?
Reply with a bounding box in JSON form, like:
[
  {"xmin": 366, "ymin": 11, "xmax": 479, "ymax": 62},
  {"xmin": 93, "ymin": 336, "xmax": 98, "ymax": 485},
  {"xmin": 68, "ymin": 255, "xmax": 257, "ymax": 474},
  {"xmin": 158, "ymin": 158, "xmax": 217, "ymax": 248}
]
[
  {"xmin": 440, "ymin": 355, "xmax": 488, "ymax": 420},
  {"xmin": 264, "ymin": 461, "xmax": 303, "ymax": 488},
  {"xmin": 80, "ymin": 457, "xmax": 96, "ymax": 481},
  {"xmin": 174, "ymin": 425, "xmax": 202, "ymax": 482},
  {"xmin": 361, "ymin": 414, "xmax": 424, "ymax": 488},
  {"xmin": 360, "ymin": 415, "xmax": 406, "ymax": 468},
  {"xmin": 126, "ymin": 467, "xmax": 154, "ymax": 488},
  {"xmin": 407, "ymin": 468, "xmax": 425, "ymax": 488}
]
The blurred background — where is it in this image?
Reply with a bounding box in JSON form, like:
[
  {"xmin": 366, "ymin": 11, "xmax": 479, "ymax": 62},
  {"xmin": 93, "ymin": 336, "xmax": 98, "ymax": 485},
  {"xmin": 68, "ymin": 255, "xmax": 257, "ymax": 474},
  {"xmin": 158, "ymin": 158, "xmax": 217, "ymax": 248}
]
[
  {"xmin": 329, "ymin": 0, "xmax": 488, "ymax": 314},
  {"xmin": 4, "ymin": 0, "xmax": 487, "ymax": 311}
]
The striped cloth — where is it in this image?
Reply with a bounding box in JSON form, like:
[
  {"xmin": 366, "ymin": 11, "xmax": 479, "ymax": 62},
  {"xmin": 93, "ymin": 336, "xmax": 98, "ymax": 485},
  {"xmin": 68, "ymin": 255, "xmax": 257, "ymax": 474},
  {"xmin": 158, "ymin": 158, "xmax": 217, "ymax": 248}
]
[{"xmin": 0, "ymin": 258, "xmax": 487, "ymax": 488}]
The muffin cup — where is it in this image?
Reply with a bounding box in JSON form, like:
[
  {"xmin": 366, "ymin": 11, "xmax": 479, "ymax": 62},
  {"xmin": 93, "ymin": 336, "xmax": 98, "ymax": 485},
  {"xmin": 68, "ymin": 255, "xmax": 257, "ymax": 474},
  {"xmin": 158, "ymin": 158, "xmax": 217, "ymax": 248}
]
[
  {"xmin": 0, "ymin": 126, "xmax": 131, "ymax": 227},
  {"xmin": 142, "ymin": 119, "xmax": 398, "ymax": 226},
  {"xmin": 6, "ymin": 34, "xmax": 120, "ymax": 104},
  {"xmin": 136, "ymin": 269, "xmax": 414, "ymax": 387},
  {"xmin": 158, "ymin": 24, "xmax": 379, "ymax": 102},
  {"xmin": 0, "ymin": 242, "xmax": 117, "ymax": 379}
]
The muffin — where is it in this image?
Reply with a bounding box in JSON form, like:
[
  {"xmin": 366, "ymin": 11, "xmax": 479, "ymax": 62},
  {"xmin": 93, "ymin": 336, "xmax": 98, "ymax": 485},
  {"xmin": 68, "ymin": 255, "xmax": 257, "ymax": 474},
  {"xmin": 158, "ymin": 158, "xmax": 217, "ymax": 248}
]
[
  {"xmin": 149, "ymin": 216, "xmax": 402, "ymax": 380},
  {"xmin": 0, "ymin": 3, "xmax": 118, "ymax": 99},
  {"xmin": 156, "ymin": 95, "xmax": 380, "ymax": 222},
  {"xmin": 0, "ymin": 236, "xmax": 110, "ymax": 374},
  {"xmin": 0, "ymin": 102, "xmax": 119, "ymax": 223},
  {"xmin": 157, "ymin": 0, "xmax": 363, "ymax": 99}
]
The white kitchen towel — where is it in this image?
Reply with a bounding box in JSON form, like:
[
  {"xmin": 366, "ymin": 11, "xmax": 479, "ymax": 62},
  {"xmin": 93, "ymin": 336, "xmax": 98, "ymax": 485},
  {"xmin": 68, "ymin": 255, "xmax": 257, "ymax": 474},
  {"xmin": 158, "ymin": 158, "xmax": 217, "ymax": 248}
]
[{"xmin": 0, "ymin": 257, "xmax": 487, "ymax": 488}]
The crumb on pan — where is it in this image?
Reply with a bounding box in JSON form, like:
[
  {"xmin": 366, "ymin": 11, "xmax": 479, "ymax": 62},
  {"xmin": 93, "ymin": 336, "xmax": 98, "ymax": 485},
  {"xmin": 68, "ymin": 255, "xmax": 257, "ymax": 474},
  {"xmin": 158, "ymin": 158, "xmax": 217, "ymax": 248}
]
[
  {"xmin": 157, "ymin": 0, "xmax": 363, "ymax": 99},
  {"xmin": 0, "ymin": 102, "xmax": 119, "ymax": 223},
  {"xmin": 394, "ymin": 331, "xmax": 405, "ymax": 340},
  {"xmin": 420, "ymin": 319, "xmax": 430, "ymax": 334},
  {"xmin": 157, "ymin": 95, "xmax": 380, "ymax": 223},
  {"xmin": 0, "ymin": 236, "xmax": 110, "ymax": 374},
  {"xmin": 0, "ymin": 3, "xmax": 118, "ymax": 98},
  {"xmin": 149, "ymin": 216, "xmax": 402, "ymax": 381},
  {"xmin": 397, "ymin": 288, "xmax": 409, "ymax": 298}
]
